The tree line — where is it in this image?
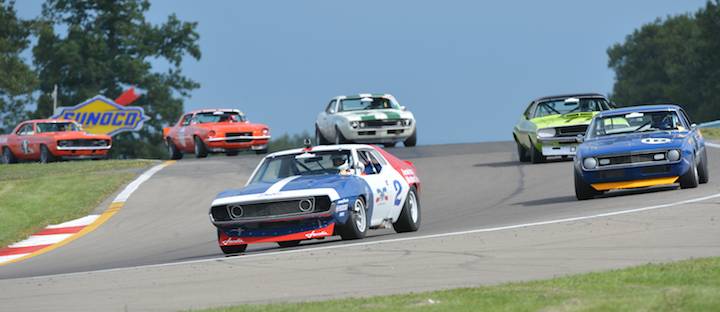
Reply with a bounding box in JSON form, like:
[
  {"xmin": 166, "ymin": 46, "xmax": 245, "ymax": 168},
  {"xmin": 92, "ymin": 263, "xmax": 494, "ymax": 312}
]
[
  {"xmin": 0, "ymin": 0, "xmax": 199, "ymax": 158},
  {"xmin": 608, "ymin": 0, "xmax": 720, "ymax": 123}
]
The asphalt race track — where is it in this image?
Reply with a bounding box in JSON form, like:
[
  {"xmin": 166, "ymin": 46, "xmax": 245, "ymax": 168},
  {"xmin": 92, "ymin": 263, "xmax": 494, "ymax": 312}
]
[{"xmin": 1, "ymin": 142, "xmax": 719, "ymax": 311}]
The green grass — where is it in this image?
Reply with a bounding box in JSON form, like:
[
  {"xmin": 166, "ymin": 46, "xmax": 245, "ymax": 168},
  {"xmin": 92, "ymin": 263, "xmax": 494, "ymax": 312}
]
[
  {"xmin": 701, "ymin": 127, "xmax": 720, "ymax": 140},
  {"xmin": 0, "ymin": 160, "xmax": 156, "ymax": 247},
  {"xmin": 198, "ymin": 257, "xmax": 720, "ymax": 312}
]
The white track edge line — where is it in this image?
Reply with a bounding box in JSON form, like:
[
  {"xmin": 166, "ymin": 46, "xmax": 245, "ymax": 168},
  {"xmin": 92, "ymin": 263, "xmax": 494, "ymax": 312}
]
[
  {"xmin": 113, "ymin": 162, "xmax": 171, "ymax": 203},
  {"xmin": 11, "ymin": 190, "xmax": 720, "ymax": 281},
  {"xmin": 707, "ymin": 142, "xmax": 720, "ymax": 149}
]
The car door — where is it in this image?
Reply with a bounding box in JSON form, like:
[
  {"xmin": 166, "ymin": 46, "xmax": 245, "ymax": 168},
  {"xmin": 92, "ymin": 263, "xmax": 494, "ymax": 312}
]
[
  {"xmin": 13, "ymin": 123, "xmax": 36, "ymax": 160},
  {"xmin": 368, "ymin": 149, "xmax": 410, "ymax": 221},
  {"xmin": 177, "ymin": 114, "xmax": 193, "ymax": 151},
  {"xmin": 357, "ymin": 149, "xmax": 395, "ymax": 226},
  {"xmin": 318, "ymin": 100, "xmax": 337, "ymax": 140}
]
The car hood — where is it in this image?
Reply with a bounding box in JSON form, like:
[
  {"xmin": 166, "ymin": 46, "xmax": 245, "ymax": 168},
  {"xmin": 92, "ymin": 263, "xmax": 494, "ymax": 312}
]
[
  {"xmin": 41, "ymin": 131, "xmax": 111, "ymax": 140},
  {"xmin": 215, "ymin": 174, "xmax": 363, "ymax": 200},
  {"xmin": 336, "ymin": 109, "xmax": 413, "ymax": 122},
  {"xmin": 530, "ymin": 112, "xmax": 597, "ymax": 129},
  {"xmin": 579, "ymin": 131, "xmax": 688, "ymax": 157},
  {"xmin": 196, "ymin": 122, "xmax": 268, "ymax": 133}
]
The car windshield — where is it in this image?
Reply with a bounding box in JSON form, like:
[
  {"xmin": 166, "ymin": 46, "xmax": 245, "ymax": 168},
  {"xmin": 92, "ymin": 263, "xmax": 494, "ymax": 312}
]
[
  {"xmin": 587, "ymin": 110, "xmax": 686, "ymax": 138},
  {"xmin": 193, "ymin": 111, "xmax": 245, "ymax": 123},
  {"xmin": 36, "ymin": 122, "xmax": 81, "ymax": 133},
  {"xmin": 534, "ymin": 98, "xmax": 610, "ymax": 118},
  {"xmin": 250, "ymin": 150, "xmax": 354, "ymax": 183},
  {"xmin": 339, "ymin": 97, "xmax": 398, "ymax": 112}
]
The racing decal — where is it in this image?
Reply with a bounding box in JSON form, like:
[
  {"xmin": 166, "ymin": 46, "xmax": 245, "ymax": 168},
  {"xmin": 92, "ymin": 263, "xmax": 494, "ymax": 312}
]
[
  {"xmin": 375, "ymin": 181, "xmax": 390, "ymax": 204},
  {"xmin": 641, "ymin": 138, "xmax": 671, "ymax": 144},
  {"xmin": 21, "ymin": 140, "xmax": 30, "ymax": 154},
  {"xmin": 264, "ymin": 175, "xmax": 301, "ymax": 194},
  {"xmin": 218, "ymin": 224, "xmax": 336, "ymax": 245},
  {"xmin": 393, "ymin": 180, "xmax": 403, "ymax": 206}
]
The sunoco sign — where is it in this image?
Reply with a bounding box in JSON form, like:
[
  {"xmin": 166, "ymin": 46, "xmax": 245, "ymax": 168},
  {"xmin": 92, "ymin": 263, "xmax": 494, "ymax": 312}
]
[{"xmin": 52, "ymin": 95, "xmax": 150, "ymax": 136}]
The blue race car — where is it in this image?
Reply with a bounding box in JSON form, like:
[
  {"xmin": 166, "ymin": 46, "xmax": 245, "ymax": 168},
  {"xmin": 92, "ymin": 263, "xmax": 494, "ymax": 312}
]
[
  {"xmin": 209, "ymin": 143, "xmax": 422, "ymax": 254},
  {"xmin": 574, "ymin": 105, "xmax": 710, "ymax": 200}
]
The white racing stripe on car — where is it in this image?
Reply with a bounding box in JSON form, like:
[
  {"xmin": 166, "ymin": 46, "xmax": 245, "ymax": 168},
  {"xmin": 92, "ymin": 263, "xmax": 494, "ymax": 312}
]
[
  {"xmin": 264, "ymin": 176, "xmax": 300, "ymax": 194},
  {"xmin": 22, "ymin": 191, "xmax": 720, "ymax": 280}
]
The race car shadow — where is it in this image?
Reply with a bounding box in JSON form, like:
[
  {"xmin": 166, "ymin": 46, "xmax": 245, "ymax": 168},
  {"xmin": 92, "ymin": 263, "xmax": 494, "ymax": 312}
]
[
  {"xmin": 512, "ymin": 195, "xmax": 577, "ymax": 206},
  {"xmin": 512, "ymin": 185, "xmax": 679, "ymax": 206}
]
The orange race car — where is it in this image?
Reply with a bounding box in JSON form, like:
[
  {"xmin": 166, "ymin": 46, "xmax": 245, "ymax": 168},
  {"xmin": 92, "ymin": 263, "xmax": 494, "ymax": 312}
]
[
  {"xmin": 163, "ymin": 109, "xmax": 271, "ymax": 159},
  {"xmin": 0, "ymin": 119, "xmax": 112, "ymax": 164}
]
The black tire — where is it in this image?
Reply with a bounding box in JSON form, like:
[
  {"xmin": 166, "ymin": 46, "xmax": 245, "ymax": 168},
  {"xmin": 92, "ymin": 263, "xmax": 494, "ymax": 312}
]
[
  {"xmin": 334, "ymin": 126, "xmax": 348, "ymax": 144},
  {"xmin": 194, "ymin": 136, "xmax": 208, "ymax": 158},
  {"xmin": 404, "ymin": 129, "xmax": 417, "ymax": 147},
  {"xmin": 698, "ymin": 148, "xmax": 709, "ymax": 184},
  {"xmin": 254, "ymin": 148, "xmax": 268, "ymax": 155},
  {"xmin": 575, "ymin": 169, "xmax": 602, "ymax": 200},
  {"xmin": 339, "ymin": 197, "xmax": 368, "ymax": 240},
  {"xmin": 516, "ymin": 140, "xmax": 530, "ymax": 162},
  {"xmin": 679, "ymin": 154, "xmax": 699, "ymax": 189},
  {"xmin": 315, "ymin": 125, "xmax": 330, "ymax": 145},
  {"xmin": 167, "ymin": 139, "xmax": 183, "ymax": 160},
  {"xmin": 392, "ymin": 186, "xmax": 421, "ymax": 233},
  {"xmin": 383, "ymin": 142, "xmax": 397, "ymax": 148},
  {"xmin": 226, "ymin": 150, "xmax": 239, "ymax": 156},
  {"xmin": 529, "ymin": 138, "xmax": 545, "ymax": 164},
  {"xmin": 2, "ymin": 147, "xmax": 17, "ymax": 164},
  {"xmin": 40, "ymin": 145, "xmax": 55, "ymax": 163},
  {"xmin": 277, "ymin": 240, "xmax": 302, "ymax": 248},
  {"xmin": 218, "ymin": 230, "xmax": 248, "ymax": 254}
]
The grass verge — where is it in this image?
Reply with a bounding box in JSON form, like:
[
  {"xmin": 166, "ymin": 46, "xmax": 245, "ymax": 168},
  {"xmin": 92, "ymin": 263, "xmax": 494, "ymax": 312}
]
[
  {"xmin": 0, "ymin": 160, "xmax": 156, "ymax": 247},
  {"xmin": 701, "ymin": 127, "xmax": 720, "ymax": 140},
  {"xmin": 198, "ymin": 257, "xmax": 720, "ymax": 312}
]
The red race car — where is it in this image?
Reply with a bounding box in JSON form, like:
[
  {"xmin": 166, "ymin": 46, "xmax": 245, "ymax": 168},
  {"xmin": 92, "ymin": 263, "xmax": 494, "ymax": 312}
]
[
  {"xmin": 0, "ymin": 119, "xmax": 112, "ymax": 164},
  {"xmin": 163, "ymin": 109, "xmax": 271, "ymax": 159}
]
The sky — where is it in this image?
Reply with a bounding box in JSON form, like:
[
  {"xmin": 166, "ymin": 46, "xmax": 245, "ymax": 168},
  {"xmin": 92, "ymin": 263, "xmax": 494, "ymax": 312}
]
[{"xmin": 14, "ymin": 1, "xmax": 708, "ymax": 145}]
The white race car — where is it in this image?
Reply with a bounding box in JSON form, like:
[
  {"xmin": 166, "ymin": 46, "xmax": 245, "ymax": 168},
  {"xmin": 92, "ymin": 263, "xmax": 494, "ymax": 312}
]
[{"xmin": 315, "ymin": 93, "xmax": 417, "ymax": 147}]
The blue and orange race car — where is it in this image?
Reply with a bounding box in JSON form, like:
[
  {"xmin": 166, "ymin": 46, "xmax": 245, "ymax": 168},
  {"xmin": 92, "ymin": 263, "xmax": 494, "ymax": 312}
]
[
  {"xmin": 574, "ymin": 105, "xmax": 710, "ymax": 200},
  {"xmin": 209, "ymin": 143, "xmax": 421, "ymax": 254}
]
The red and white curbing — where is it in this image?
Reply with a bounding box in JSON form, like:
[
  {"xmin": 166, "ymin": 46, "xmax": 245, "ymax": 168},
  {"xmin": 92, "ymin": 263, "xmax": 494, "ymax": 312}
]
[
  {"xmin": 0, "ymin": 161, "xmax": 174, "ymax": 266},
  {"xmin": 0, "ymin": 215, "xmax": 99, "ymax": 264}
]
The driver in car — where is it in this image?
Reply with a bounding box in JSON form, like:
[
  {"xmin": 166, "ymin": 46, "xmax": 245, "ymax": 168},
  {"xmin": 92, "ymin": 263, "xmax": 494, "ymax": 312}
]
[{"xmin": 332, "ymin": 155, "xmax": 353, "ymax": 175}]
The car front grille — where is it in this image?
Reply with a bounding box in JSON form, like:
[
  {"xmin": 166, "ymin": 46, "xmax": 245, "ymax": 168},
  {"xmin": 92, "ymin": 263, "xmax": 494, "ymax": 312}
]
[
  {"xmin": 225, "ymin": 132, "xmax": 253, "ymax": 143},
  {"xmin": 598, "ymin": 152, "xmax": 665, "ymax": 167},
  {"xmin": 556, "ymin": 125, "xmax": 588, "ymax": 137},
  {"xmin": 59, "ymin": 139, "xmax": 108, "ymax": 147},
  {"xmin": 211, "ymin": 196, "xmax": 332, "ymax": 222},
  {"xmin": 363, "ymin": 119, "xmax": 403, "ymax": 128}
]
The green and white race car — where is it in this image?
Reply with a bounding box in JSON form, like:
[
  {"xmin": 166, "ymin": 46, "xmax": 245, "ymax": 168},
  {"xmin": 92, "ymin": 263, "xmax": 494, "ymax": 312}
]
[
  {"xmin": 513, "ymin": 93, "xmax": 613, "ymax": 163},
  {"xmin": 315, "ymin": 93, "xmax": 417, "ymax": 147}
]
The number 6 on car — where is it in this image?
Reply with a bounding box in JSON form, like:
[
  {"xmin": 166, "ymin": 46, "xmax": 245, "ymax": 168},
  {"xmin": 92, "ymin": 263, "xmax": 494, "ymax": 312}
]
[{"xmin": 208, "ymin": 142, "xmax": 421, "ymax": 254}]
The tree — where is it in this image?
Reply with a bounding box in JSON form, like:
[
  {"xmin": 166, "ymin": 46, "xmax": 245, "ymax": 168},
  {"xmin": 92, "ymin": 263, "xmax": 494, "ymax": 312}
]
[
  {"xmin": 33, "ymin": 0, "xmax": 201, "ymax": 158},
  {"xmin": 607, "ymin": 1, "xmax": 720, "ymax": 122},
  {"xmin": 0, "ymin": 0, "xmax": 37, "ymax": 133}
]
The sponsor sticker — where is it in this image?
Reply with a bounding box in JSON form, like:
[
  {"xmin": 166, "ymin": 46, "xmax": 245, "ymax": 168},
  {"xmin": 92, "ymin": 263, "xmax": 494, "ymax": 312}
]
[
  {"xmin": 52, "ymin": 95, "xmax": 150, "ymax": 136},
  {"xmin": 641, "ymin": 138, "xmax": 671, "ymax": 144}
]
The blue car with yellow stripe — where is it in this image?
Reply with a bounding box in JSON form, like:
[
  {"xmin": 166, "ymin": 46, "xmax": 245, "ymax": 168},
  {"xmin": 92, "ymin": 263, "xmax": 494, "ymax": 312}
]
[{"xmin": 574, "ymin": 105, "xmax": 710, "ymax": 200}]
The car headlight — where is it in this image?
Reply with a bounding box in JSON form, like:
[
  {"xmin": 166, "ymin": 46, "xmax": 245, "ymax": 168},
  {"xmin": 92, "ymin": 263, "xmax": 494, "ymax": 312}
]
[
  {"xmin": 208, "ymin": 130, "xmax": 216, "ymax": 137},
  {"xmin": 403, "ymin": 119, "xmax": 412, "ymax": 126},
  {"xmin": 667, "ymin": 149, "xmax": 681, "ymax": 161},
  {"xmin": 57, "ymin": 140, "xmax": 69, "ymax": 147},
  {"xmin": 537, "ymin": 128, "xmax": 556, "ymax": 138},
  {"xmin": 262, "ymin": 128, "xmax": 269, "ymax": 136},
  {"xmin": 350, "ymin": 121, "xmax": 359, "ymax": 128},
  {"xmin": 359, "ymin": 122, "xmax": 366, "ymax": 128},
  {"xmin": 583, "ymin": 157, "xmax": 598, "ymax": 169}
]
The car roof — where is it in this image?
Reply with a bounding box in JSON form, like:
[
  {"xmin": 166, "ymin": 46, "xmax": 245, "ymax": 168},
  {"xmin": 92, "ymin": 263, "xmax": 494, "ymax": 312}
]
[
  {"xmin": 596, "ymin": 104, "xmax": 681, "ymax": 118},
  {"xmin": 266, "ymin": 144, "xmax": 378, "ymax": 158},
  {"xmin": 333, "ymin": 93, "xmax": 396, "ymax": 101},
  {"xmin": 533, "ymin": 93, "xmax": 606, "ymax": 103},
  {"xmin": 187, "ymin": 108, "xmax": 244, "ymax": 115}
]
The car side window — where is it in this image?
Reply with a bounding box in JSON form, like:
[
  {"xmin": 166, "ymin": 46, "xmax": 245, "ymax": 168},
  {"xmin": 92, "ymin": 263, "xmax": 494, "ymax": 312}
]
[
  {"xmin": 369, "ymin": 150, "xmax": 387, "ymax": 166},
  {"xmin": 679, "ymin": 109, "xmax": 693, "ymax": 127},
  {"xmin": 16, "ymin": 124, "xmax": 33, "ymax": 135},
  {"xmin": 325, "ymin": 100, "xmax": 337, "ymax": 114},
  {"xmin": 181, "ymin": 114, "xmax": 192, "ymax": 126},
  {"xmin": 523, "ymin": 103, "xmax": 534, "ymax": 119},
  {"xmin": 357, "ymin": 151, "xmax": 377, "ymax": 175},
  {"xmin": 359, "ymin": 150, "xmax": 383, "ymax": 174}
]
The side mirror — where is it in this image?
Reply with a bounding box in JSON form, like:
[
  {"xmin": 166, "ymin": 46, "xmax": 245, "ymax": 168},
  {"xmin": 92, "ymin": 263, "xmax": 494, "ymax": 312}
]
[
  {"xmin": 576, "ymin": 134, "xmax": 585, "ymax": 143},
  {"xmin": 400, "ymin": 106, "xmax": 406, "ymax": 111},
  {"xmin": 691, "ymin": 123, "xmax": 697, "ymax": 129},
  {"xmin": 328, "ymin": 109, "xmax": 335, "ymax": 114}
]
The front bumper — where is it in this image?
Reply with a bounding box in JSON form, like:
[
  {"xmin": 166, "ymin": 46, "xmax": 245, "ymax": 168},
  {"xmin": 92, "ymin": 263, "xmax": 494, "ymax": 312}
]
[
  {"xmin": 341, "ymin": 125, "xmax": 415, "ymax": 143},
  {"xmin": 577, "ymin": 158, "xmax": 691, "ymax": 190},
  {"xmin": 206, "ymin": 136, "xmax": 270, "ymax": 152},
  {"xmin": 53, "ymin": 146, "xmax": 111, "ymax": 159},
  {"xmin": 217, "ymin": 218, "xmax": 336, "ymax": 245},
  {"xmin": 538, "ymin": 137, "xmax": 578, "ymax": 156}
]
